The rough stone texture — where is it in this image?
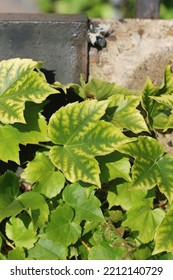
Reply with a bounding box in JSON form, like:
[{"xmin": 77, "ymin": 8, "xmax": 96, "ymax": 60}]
[
  {"xmin": 0, "ymin": 14, "xmax": 88, "ymax": 83},
  {"xmin": 89, "ymin": 19, "xmax": 173, "ymax": 90},
  {"xmin": 89, "ymin": 19, "xmax": 173, "ymax": 154}
]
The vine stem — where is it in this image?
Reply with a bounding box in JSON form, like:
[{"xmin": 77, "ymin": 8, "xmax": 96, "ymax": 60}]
[
  {"xmin": 36, "ymin": 143, "xmax": 52, "ymax": 149},
  {"xmin": 80, "ymin": 239, "xmax": 90, "ymax": 251},
  {"xmin": 0, "ymin": 232, "xmax": 15, "ymax": 250}
]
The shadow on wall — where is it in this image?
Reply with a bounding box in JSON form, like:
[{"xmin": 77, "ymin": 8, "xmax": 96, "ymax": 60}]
[{"xmin": 0, "ymin": 0, "xmax": 40, "ymax": 13}]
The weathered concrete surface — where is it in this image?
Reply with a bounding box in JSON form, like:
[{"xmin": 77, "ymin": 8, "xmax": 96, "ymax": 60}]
[
  {"xmin": 0, "ymin": 14, "xmax": 88, "ymax": 83},
  {"xmin": 89, "ymin": 19, "xmax": 173, "ymax": 90}
]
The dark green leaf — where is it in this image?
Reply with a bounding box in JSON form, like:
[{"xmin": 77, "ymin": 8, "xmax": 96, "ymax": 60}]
[
  {"xmin": 123, "ymin": 205, "xmax": 165, "ymax": 243},
  {"xmin": 45, "ymin": 204, "xmax": 81, "ymax": 247},
  {"xmin": 62, "ymin": 183, "xmax": 104, "ymax": 223},
  {"xmin": 28, "ymin": 238, "xmax": 67, "ymax": 260}
]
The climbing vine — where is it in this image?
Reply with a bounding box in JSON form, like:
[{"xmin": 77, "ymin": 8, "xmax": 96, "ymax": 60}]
[{"xmin": 0, "ymin": 58, "xmax": 173, "ymax": 260}]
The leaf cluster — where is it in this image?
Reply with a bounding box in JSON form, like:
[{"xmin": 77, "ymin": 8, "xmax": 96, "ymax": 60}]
[{"xmin": 1, "ymin": 58, "xmax": 173, "ymax": 260}]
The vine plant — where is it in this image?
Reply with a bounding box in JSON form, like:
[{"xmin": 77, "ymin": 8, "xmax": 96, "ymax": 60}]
[{"xmin": 0, "ymin": 58, "xmax": 173, "ymax": 260}]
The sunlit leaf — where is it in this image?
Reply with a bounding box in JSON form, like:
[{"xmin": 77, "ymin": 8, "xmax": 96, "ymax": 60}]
[
  {"xmin": 48, "ymin": 100, "xmax": 132, "ymax": 186},
  {"xmin": 73, "ymin": 78, "xmax": 140, "ymax": 100},
  {"xmin": 0, "ymin": 103, "xmax": 49, "ymax": 163},
  {"xmin": 141, "ymin": 65, "xmax": 173, "ymax": 129},
  {"xmin": 141, "ymin": 77, "xmax": 164, "ymax": 129},
  {"xmin": 151, "ymin": 94, "xmax": 173, "ymax": 109},
  {"xmin": 6, "ymin": 216, "xmax": 37, "ymax": 249},
  {"xmin": 98, "ymin": 151, "xmax": 131, "ymax": 183},
  {"xmin": 22, "ymin": 152, "xmax": 65, "ymax": 198},
  {"xmin": 120, "ymin": 136, "xmax": 173, "ymax": 202},
  {"xmin": 8, "ymin": 247, "xmax": 25, "ymax": 260},
  {"xmin": 0, "ymin": 58, "xmax": 58, "ymax": 124},
  {"xmin": 153, "ymin": 209, "xmax": 173, "ymax": 254},
  {"xmin": 107, "ymin": 95, "xmax": 148, "ymax": 133},
  {"xmin": 107, "ymin": 181, "xmax": 148, "ymax": 210}
]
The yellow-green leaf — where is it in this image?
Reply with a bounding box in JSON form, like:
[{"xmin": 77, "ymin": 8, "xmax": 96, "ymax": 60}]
[
  {"xmin": 120, "ymin": 136, "xmax": 173, "ymax": 202},
  {"xmin": 151, "ymin": 94, "xmax": 173, "ymax": 110},
  {"xmin": 73, "ymin": 78, "xmax": 140, "ymax": 101},
  {"xmin": 6, "ymin": 216, "xmax": 37, "ymax": 249},
  {"xmin": 108, "ymin": 95, "xmax": 149, "ymax": 133},
  {"xmin": 153, "ymin": 209, "xmax": 173, "ymax": 254},
  {"xmin": 48, "ymin": 100, "xmax": 132, "ymax": 186},
  {"xmin": 0, "ymin": 58, "xmax": 58, "ymax": 124}
]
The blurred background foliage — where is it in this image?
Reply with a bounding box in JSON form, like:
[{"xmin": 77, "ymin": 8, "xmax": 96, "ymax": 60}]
[{"xmin": 37, "ymin": 0, "xmax": 173, "ymax": 19}]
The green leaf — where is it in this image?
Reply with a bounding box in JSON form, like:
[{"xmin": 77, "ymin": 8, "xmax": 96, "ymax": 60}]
[
  {"xmin": 45, "ymin": 204, "xmax": 81, "ymax": 247},
  {"xmin": 0, "ymin": 125, "xmax": 23, "ymax": 163},
  {"xmin": 48, "ymin": 100, "xmax": 132, "ymax": 186},
  {"xmin": 98, "ymin": 151, "xmax": 131, "ymax": 183},
  {"xmin": 0, "ymin": 170, "xmax": 20, "ymax": 198},
  {"xmin": 0, "ymin": 235, "xmax": 2, "ymax": 248},
  {"xmin": 141, "ymin": 77, "xmax": 163, "ymax": 129},
  {"xmin": 0, "ymin": 173, "xmax": 49, "ymax": 227},
  {"xmin": 74, "ymin": 78, "xmax": 140, "ymax": 100},
  {"xmin": 107, "ymin": 95, "xmax": 148, "ymax": 133},
  {"xmin": 62, "ymin": 183, "xmax": 104, "ymax": 223},
  {"xmin": 22, "ymin": 152, "xmax": 65, "ymax": 198},
  {"xmin": 0, "ymin": 58, "xmax": 58, "ymax": 124},
  {"xmin": 107, "ymin": 181, "xmax": 148, "ymax": 210},
  {"xmin": 122, "ymin": 205, "xmax": 165, "ymax": 243},
  {"xmin": 0, "ymin": 172, "xmax": 24, "ymax": 222},
  {"xmin": 28, "ymin": 238, "xmax": 67, "ymax": 260},
  {"xmin": 88, "ymin": 222, "xmax": 129, "ymax": 260},
  {"xmin": 17, "ymin": 192, "xmax": 49, "ymax": 229},
  {"xmin": 13, "ymin": 101, "xmax": 50, "ymax": 143},
  {"xmin": 151, "ymin": 97, "xmax": 173, "ymax": 130},
  {"xmin": 120, "ymin": 136, "xmax": 173, "ymax": 202},
  {"xmin": 161, "ymin": 64, "xmax": 173, "ymax": 92},
  {"xmin": 8, "ymin": 247, "xmax": 25, "ymax": 260},
  {"xmin": 0, "ymin": 103, "xmax": 49, "ymax": 163},
  {"xmin": 0, "ymin": 253, "xmax": 7, "ymax": 260},
  {"xmin": 6, "ymin": 216, "xmax": 37, "ymax": 249},
  {"xmin": 88, "ymin": 243, "xmax": 126, "ymax": 260},
  {"xmin": 151, "ymin": 94, "xmax": 173, "ymax": 110},
  {"xmin": 153, "ymin": 209, "xmax": 173, "ymax": 254},
  {"xmin": 141, "ymin": 65, "xmax": 173, "ymax": 129},
  {"xmin": 163, "ymin": 113, "xmax": 173, "ymax": 130},
  {"xmin": 133, "ymin": 246, "xmax": 152, "ymax": 260}
]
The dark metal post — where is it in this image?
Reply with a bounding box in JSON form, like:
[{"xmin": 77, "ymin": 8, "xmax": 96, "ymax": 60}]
[{"xmin": 135, "ymin": 0, "xmax": 160, "ymax": 19}]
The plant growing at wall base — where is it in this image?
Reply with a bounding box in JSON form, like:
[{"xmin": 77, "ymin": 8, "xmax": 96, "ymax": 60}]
[{"xmin": 0, "ymin": 58, "xmax": 173, "ymax": 260}]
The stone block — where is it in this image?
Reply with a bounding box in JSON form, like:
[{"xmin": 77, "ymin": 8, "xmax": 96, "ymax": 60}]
[
  {"xmin": 89, "ymin": 19, "xmax": 173, "ymax": 90},
  {"xmin": 0, "ymin": 14, "xmax": 88, "ymax": 83}
]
